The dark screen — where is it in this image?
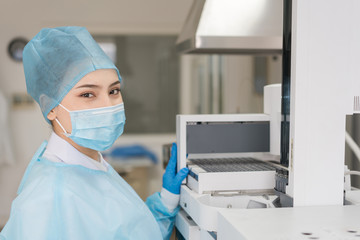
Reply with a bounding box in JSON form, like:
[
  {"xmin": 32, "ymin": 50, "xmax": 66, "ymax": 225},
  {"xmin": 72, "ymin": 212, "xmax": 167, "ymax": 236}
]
[{"xmin": 186, "ymin": 122, "xmax": 270, "ymax": 154}]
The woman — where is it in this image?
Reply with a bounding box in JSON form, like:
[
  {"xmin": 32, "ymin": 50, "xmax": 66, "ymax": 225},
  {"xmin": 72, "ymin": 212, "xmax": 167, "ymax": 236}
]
[{"xmin": 0, "ymin": 26, "xmax": 189, "ymax": 240}]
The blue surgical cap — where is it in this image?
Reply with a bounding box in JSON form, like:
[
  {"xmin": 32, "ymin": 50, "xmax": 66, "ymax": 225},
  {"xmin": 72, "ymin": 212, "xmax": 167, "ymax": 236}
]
[{"xmin": 23, "ymin": 26, "xmax": 121, "ymax": 124}]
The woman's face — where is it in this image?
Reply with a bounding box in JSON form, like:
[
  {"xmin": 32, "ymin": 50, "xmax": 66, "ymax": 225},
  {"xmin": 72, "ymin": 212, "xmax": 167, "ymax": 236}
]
[{"xmin": 47, "ymin": 69, "xmax": 123, "ymax": 134}]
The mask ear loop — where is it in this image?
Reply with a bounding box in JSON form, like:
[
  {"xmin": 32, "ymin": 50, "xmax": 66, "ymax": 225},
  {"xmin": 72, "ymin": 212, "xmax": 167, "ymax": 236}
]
[
  {"xmin": 55, "ymin": 104, "xmax": 71, "ymax": 137},
  {"xmin": 55, "ymin": 118, "xmax": 70, "ymax": 137},
  {"xmin": 58, "ymin": 103, "xmax": 70, "ymax": 112}
]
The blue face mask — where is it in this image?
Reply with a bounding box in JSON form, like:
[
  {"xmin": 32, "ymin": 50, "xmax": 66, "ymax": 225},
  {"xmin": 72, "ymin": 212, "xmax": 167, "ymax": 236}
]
[{"xmin": 55, "ymin": 103, "xmax": 126, "ymax": 151}]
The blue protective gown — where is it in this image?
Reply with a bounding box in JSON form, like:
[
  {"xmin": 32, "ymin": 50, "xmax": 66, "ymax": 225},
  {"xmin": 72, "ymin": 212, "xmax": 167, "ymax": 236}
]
[{"xmin": 0, "ymin": 141, "xmax": 178, "ymax": 240}]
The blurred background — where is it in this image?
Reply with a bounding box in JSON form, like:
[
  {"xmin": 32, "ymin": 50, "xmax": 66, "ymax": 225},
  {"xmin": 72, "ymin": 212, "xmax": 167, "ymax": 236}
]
[{"xmin": 0, "ymin": 0, "xmax": 287, "ymax": 230}]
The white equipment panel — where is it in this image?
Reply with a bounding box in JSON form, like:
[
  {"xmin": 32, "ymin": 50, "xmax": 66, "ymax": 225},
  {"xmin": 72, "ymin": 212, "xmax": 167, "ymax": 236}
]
[
  {"xmin": 217, "ymin": 205, "xmax": 360, "ymax": 240},
  {"xmin": 287, "ymin": 0, "xmax": 360, "ymax": 206},
  {"xmin": 178, "ymin": 185, "xmax": 278, "ymax": 232},
  {"xmin": 176, "ymin": 210, "xmax": 201, "ymax": 240}
]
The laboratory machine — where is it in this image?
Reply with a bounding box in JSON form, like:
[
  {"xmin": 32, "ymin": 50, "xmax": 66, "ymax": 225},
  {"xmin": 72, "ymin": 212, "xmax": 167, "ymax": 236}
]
[{"xmin": 175, "ymin": 0, "xmax": 360, "ymax": 239}]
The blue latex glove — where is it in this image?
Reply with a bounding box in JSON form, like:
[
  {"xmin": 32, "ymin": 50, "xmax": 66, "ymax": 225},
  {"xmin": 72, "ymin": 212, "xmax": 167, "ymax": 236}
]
[{"xmin": 163, "ymin": 143, "xmax": 189, "ymax": 194}]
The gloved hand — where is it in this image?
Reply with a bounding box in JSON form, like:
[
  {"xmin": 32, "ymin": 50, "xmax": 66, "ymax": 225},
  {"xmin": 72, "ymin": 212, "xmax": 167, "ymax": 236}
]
[{"xmin": 162, "ymin": 143, "xmax": 189, "ymax": 194}]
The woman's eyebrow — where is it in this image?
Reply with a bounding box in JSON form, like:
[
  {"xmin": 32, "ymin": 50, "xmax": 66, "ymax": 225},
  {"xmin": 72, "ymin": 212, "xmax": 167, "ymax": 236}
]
[
  {"xmin": 109, "ymin": 81, "xmax": 121, "ymax": 88},
  {"xmin": 75, "ymin": 84, "xmax": 100, "ymax": 89},
  {"xmin": 75, "ymin": 80, "xmax": 120, "ymax": 89}
]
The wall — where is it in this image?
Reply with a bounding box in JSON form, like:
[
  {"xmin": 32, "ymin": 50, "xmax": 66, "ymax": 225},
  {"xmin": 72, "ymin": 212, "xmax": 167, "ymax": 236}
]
[{"xmin": 0, "ymin": 0, "xmax": 193, "ymax": 222}]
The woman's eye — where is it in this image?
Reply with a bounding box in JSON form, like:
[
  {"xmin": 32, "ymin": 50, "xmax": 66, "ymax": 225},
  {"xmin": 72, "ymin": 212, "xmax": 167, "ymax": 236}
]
[
  {"xmin": 110, "ymin": 89, "xmax": 121, "ymax": 95},
  {"xmin": 80, "ymin": 92, "xmax": 94, "ymax": 98}
]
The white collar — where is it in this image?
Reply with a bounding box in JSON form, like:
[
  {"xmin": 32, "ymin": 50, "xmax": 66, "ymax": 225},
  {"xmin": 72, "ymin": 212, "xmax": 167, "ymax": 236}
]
[{"xmin": 43, "ymin": 132, "xmax": 108, "ymax": 172}]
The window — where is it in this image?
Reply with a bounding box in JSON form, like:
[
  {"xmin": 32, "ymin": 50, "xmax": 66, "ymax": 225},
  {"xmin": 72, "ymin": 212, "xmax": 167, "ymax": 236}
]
[{"xmin": 95, "ymin": 35, "xmax": 179, "ymax": 133}]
